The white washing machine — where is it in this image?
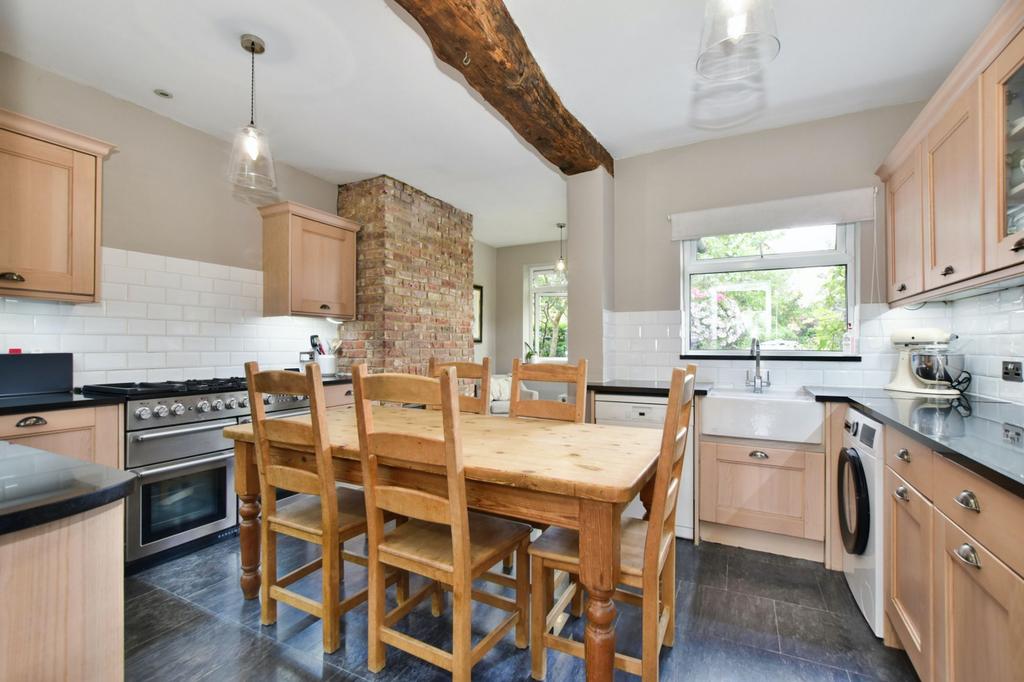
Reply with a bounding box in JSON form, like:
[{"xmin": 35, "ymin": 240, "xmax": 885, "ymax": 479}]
[{"xmin": 839, "ymin": 408, "xmax": 885, "ymax": 637}]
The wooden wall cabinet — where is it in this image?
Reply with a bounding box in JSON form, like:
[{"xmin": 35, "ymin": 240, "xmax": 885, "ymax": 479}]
[
  {"xmin": 0, "ymin": 405, "xmax": 122, "ymax": 468},
  {"xmin": 0, "ymin": 109, "xmax": 114, "ymax": 303},
  {"xmin": 885, "ymin": 145, "xmax": 925, "ymax": 301},
  {"xmin": 259, "ymin": 202, "xmax": 359, "ymax": 319},
  {"xmin": 699, "ymin": 440, "xmax": 824, "ymax": 541},
  {"xmin": 884, "ymin": 468, "xmax": 933, "ymax": 681},
  {"xmin": 932, "ymin": 510, "xmax": 1024, "ymax": 682},
  {"xmin": 923, "ymin": 80, "xmax": 984, "ymax": 289}
]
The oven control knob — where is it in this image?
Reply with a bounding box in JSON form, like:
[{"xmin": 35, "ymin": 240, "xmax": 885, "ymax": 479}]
[
  {"xmin": 263, "ymin": 395, "xmax": 276, "ymax": 405},
  {"xmin": 170, "ymin": 402, "xmax": 186, "ymax": 416},
  {"xmin": 211, "ymin": 399, "xmax": 225, "ymax": 411},
  {"xmin": 239, "ymin": 396, "xmax": 249, "ymax": 408},
  {"xmin": 152, "ymin": 404, "xmax": 169, "ymax": 418},
  {"xmin": 196, "ymin": 400, "xmax": 211, "ymax": 413},
  {"xmin": 225, "ymin": 397, "xmax": 238, "ymax": 409},
  {"xmin": 134, "ymin": 406, "xmax": 152, "ymax": 420}
]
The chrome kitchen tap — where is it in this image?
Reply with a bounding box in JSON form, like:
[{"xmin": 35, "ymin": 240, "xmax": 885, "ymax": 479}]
[{"xmin": 746, "ymin": 337, "xmax": 771, "ymax": 393}]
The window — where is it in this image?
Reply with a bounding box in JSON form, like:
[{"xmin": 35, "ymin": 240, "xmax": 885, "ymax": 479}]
[
  {"xmin": 682, "ymin": 224, "xmax": 856, "ymax": 355},
  {"xmin": 527, "ymin": 265, "xmax": 568, "ymax": 360}
]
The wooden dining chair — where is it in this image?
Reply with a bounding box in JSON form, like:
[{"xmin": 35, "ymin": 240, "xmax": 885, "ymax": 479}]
[
  {"xmin": 352, "ymin": 363, "xmax": 532, "ymax": 682},
  {"xmin": 245, "ymin": 361, "xmax": 384, "ymax": 653},
  {"xmin": 427, "ymin": 356, "xmax": 491, "ymax": 415},
  {"xmin": 509, "ymin": 357, "xmax": 587, "ymax": 423},
  {"xmin": 528, "ymin": 365, "xmax": 697, "ymax": 682}
]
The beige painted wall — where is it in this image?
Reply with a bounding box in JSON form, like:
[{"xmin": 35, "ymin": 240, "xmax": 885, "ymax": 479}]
[
  {"xmin": 0, "ymin": 51, "xmax": 338, "ymax": 269},
  {"xmin": 473, "ymin": 240, "xmax": 497, "ymax": 364},
  {"xmin": 613, "ymin": 101, "xmax": 924, "ymax": 311},
  {"xmin": 494, "ymin": 240, "xmax": 560, "ymax": 374}
]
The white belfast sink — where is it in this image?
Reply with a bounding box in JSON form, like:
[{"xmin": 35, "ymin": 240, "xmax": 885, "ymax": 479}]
[{"xmin": 701, "ymin": 387, "xmax": 824, "ymax": 445}]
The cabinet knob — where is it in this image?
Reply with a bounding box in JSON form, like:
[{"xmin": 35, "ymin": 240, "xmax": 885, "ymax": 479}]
[
  {"xmin": 896, "ymin": 283, "xmax": 907, "ymax": 292},
  {"xmin": 15, "ymin": 415, "xmax": 47, "ymax": 428},
  {"xmin": 895, "ymin": 448, "xmax": 911, "ymax": 462},
  {"xmin": 894, "ymin": 485, "xmax": 910, "ymax": 502},
  {"xmin": 319, "ymin": 304, "xmax": 330, "ymax": 310},
  {"xmin": 1012, "ymin": 237, "xmax": 1024, "ymax": 253},
  {"xmin": 953, "ymin": 543, "xmax": 981, "ymax": 569},
  {"xmin": 0, "ymin": 272, "xmax": 26, "ymax": 282},
  {"xmin": 941, "ymin": 265, "xmax": 955, "ymax": 276},
  {"xmin": 748, "ymin": 450, "xmax": 769, "ymax": 460},
  {"xmin": 954, "ymin": 489, "xmax": 981, "ymax": 513}
]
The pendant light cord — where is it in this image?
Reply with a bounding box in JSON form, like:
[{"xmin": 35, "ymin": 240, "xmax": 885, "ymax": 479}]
[{"xmin": 249, "ymin": 46, "xmax": 255, "ymax": 127}]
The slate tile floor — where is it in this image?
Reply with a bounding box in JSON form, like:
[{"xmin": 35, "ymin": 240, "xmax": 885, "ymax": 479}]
[{"xmin": 125, "ymin": 535, "xmax": 917, "ymax": 681}]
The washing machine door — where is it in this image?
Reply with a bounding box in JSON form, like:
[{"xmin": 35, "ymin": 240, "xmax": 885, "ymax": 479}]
[{"xmin": 837, "ymin": 447, "xmax": 870, "ymax": 555}]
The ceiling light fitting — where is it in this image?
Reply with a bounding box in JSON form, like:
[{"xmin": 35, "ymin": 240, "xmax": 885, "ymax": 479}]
[
  {"xmin": 227, "ymin": 33, "xmax": 276, "ymax": 193},
  {"xmin": 696, "ymin": 0, "xmax": 780, "ymax": 81},
  {"xmin": 153, "ymin": 88, "xmax": 173, "ymax": 99},
  {"xmin": 556, "ymin": 222, "xmax": 567, "ymax": 273}
]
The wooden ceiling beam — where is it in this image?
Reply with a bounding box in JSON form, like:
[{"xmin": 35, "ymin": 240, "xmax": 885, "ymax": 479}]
[{"xmin": 393, "ymin": 0, "xmax": 614, "ymax": 176}]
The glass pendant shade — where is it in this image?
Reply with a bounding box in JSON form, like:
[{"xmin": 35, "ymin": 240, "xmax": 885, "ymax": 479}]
[
  {"xmin": 696, "ymin": 0, "xmax": 780, "ymax": 81},
  {"xmin": 556, "ymin": 257, "xmax": 566, "ymax": 272},
  {"xmin": 228, "ymin": 124, "xmax": 276, "ymax": 192}
]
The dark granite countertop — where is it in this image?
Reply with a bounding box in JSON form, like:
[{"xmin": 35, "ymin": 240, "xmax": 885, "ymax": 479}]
[
  {"xmin": 805, "ymin": 386, "xmax": 1024, "ymax": 499},
  {"xmin": 0, "ymin": 391, "xmax": 125, "ymax": 417},
  {"xmin": 323, "ymin": 374, "xmax": 352, "ymax": 385},
  {"xmin": 0, "ymin": 441, "xmax": 137, "ymax": 536},
  {"xmin": 587, "ymin": 380, "xmax": 711, "ymax": 397}
]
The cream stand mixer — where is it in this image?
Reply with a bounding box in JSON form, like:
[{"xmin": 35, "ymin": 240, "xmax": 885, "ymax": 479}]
[{"xmin": 885, "ymin": 328, "xmax": 970, "ymax": 397}]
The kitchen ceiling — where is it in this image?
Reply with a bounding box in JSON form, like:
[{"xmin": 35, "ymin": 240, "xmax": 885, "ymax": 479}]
[{"xmin": 0, "ymin": 1, "xmax": 1003, "ymax": 247}]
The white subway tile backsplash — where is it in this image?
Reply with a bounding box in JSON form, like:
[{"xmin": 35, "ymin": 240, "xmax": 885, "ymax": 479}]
[{"xmin": 0, "ymin": 247, "xmax": 337, "ymax": 385}]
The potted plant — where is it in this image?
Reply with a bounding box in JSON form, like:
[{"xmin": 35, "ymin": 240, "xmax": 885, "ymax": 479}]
[{"xmin": 524, "ymin": 342, "xmax": 536, "ymax": 364}]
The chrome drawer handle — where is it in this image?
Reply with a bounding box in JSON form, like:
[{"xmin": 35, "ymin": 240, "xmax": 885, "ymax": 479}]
[
  {"xmin": 0, "ymin": 271, "xmax": 26, "ymax": 282},
  {"xmin": 894, "ymin": 485, "xmax": 910, "ymax": 502},
  {"xmin": 345, "ymin": 389, "xmax": 353, "ymax": 396},
  {"xmin": 895, "ymin": 448, "xmax": 911, "ymax": 462},
  {"xmin": 132, "ymin": 422, "xmax": 231, "ymax": 442},
  {"xmin": 954, "ymin": 490, "xmax": 981, "ymax": 513},
  {"xmin": 319, "ymin": 304, "xmax": 330, "ymax": 310},
  {"xmin": 15, "ymin": 415, "xmax": 47, "ymax": 428},
  {"xmin": 953, "ymin": 543, "xmax": 981, "ymax": 569},
  {"xmin": 1012, "ymin": 237, "xmax": 1024, "ymax": 253},
  {"xmin": 896, "ymin": 283, "xmax": 907, "ymax": 292},
  {"xmin": 748, "ymin": 450, "xmax": 769, "ymax": 459},
  {"xmin": 941, "ymin": 265, "xmax": 955, "ymax": 276}
]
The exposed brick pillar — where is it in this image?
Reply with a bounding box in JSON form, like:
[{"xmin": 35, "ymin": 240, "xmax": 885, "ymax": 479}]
[{"xmin": 336, "ymin": 175, "xmax": 474, "ymax": 374}]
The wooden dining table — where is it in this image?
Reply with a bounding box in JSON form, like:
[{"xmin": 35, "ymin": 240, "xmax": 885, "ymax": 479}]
[{"xmin": 224, "ymin": 406, "xmax": 664, "ymax": 682}]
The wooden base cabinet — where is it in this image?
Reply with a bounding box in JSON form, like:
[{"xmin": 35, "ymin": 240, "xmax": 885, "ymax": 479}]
[
  {"xmin": 932, "ymin": 511, "xmax": 1024, "ymax": 682},
  {"xmin": 0, "ymin": 405, "xmax": 122, "ymax": 468},
  {"xmin": 884, "ymin": 468, "xmax": 933, "ymax": 681}
]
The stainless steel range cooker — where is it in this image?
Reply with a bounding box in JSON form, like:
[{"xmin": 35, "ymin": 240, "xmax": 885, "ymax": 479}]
[{"xmin": 82, "ymin": 378, "xmax": 309, "ymax": 562}]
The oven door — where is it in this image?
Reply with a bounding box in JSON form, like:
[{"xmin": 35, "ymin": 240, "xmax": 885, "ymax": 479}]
[{"xmin": 126, "ymin": 449, "xmax": 236, "ymax": 562}]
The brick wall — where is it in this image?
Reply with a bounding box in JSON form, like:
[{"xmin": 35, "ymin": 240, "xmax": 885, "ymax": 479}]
[{"xmin": 337, "ymin": 175, "xmax": 474, "ymax": 374}]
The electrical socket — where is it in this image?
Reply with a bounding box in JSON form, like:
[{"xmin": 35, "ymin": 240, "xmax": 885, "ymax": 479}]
[{"xmin": 1004, "ymin": 361, "xmax": 1024, "ymax": 383}]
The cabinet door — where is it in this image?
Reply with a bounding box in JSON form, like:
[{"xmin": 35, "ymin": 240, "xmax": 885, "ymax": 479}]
[
  {"xmin": 886, "ymin": 146, "xmax": 925, "ymax": 301},
  {"xmin": 924, "ymin": 80, "xmax": 983, "ymax": 289},
  {"xmin": 983, "ymin": 26, "xmax": 1024, "ymax": 271},
  {"xmin": 932, "ymin": 511, "xmax": 1024, "ymax": 682},
  {"xmin": 0, "ymin": 129, "xmax": 96, "ymax": 296},
  {"xmin": 289, "ymin": 216, "xmax": 356, "ymax": 318},
  {"xmin": 885, "ymin": 468, "xmax": 932, "ymax": 681}
]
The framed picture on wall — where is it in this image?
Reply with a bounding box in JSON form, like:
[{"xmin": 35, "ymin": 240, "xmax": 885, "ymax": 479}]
[{"xmin": 472, "ymin": 285, "xmax": 483, "ymax": 343}]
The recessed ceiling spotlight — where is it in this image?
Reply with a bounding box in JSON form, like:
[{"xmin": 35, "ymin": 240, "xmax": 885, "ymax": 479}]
[{"xmin": 153, "ymin": 89, "xmax": 173, "ymax": 99}]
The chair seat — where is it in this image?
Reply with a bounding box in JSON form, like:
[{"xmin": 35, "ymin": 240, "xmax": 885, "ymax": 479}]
[
  {"xmin": 269, "ymin": 486, "xmax": 368, "ymax": 538},
  {"xmin": 379, "ymin": 511, "xmax": 531, "ymax": 579},
  {"xmin": 528, "ymin": 517, "xmax": 673, "ymax": 581}
]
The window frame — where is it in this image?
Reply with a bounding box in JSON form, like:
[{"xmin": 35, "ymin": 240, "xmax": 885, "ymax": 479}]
[
  {"xmin": 524, "ymin": 264, "xmax": 569, "ymax": 363},
  {"xmin": 679, "ymin": 224, "xmax": 859, "ymax": 358}
]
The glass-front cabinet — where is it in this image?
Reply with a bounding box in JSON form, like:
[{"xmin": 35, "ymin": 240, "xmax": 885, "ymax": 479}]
[{"xmin": 984, "ymin": 27, "xmax": 1024, "ymax": 271}]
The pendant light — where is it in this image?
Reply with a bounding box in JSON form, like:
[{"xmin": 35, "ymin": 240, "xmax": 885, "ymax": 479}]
[
  {"xmin": 228, "ymin": 34, "xmax": 276, "ymax": 193},
  {"xmin": 556, "ymin": 222, "xmax": 567, "ymax": 273},
  {"xmin": 696, "ymin": 0, "xmax": 780, "ymax": 81}
]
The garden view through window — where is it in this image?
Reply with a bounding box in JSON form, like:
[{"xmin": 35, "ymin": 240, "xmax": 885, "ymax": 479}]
[
  {"xmin": 685, "ymin": 225, "xmax": 852, "ymax": 353},
  {"xmin": 528, "ymin": 265, "xmax": 567, "ymax": 360}
]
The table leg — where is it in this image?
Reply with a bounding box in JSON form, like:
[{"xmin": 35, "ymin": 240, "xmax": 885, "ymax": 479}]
[
  {"xmin": 234, "ymin": 442, "xmax": 262, "ymax": 600},
  {"xmin": 578, "ymin": 499, "xmax": 620, "ymax": 682}
]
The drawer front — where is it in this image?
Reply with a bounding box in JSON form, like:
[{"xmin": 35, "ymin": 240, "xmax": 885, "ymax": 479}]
[
  {"xmin": 934, "ymin": 454, "xmax": 1024, "ymax": 577},
  {"xmin": 595, "ymin": 399, "xmax": 666, "ymax": 427},
  {"xmin": 714, "ymin": 442, "xmax": 807, "ymax": 469},
  {"xmin": 324, "ymin": 382, "xmax": 354, "ymax": 408},
  {"xmin": 0, "ymin": 407, "xmax": 96, "ymax": 438},
  {"xmin": 884, "ymin": 428, "xmax": 934, "ymax": 500}
]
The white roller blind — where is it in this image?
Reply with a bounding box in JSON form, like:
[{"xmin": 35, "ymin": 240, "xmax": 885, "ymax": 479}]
[{"xmin": 669, "ymin": 187, "xmax": 876, "ymax": 241}]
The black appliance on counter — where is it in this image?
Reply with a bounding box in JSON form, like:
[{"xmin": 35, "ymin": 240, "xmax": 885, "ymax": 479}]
[
  {"xmin": 0, "ymin": 353, "xmax": 73, "ymax": 396},
  {"xmin": 82, "ymin": 378, "xmax": 311, "ymax": 565}
]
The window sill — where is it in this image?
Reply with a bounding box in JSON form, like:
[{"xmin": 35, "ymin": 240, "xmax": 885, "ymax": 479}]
[
  {"xmin": 527, "ymin": 357, "xmax": 569, "ymax": 365},
  {"xmin": 679, "ymin": 353, "xmax": 862, "ymax": 362}
]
